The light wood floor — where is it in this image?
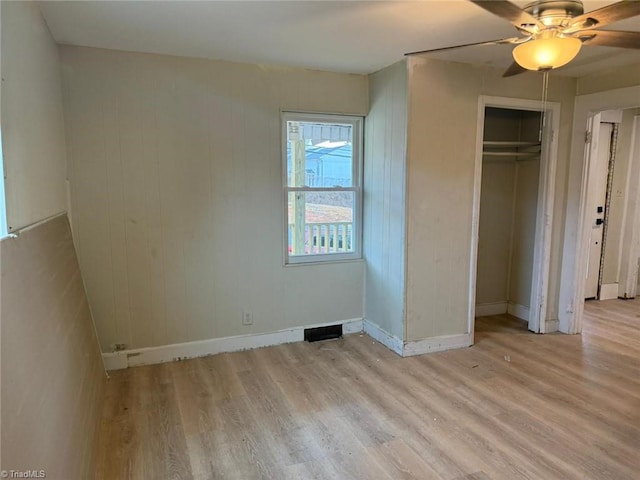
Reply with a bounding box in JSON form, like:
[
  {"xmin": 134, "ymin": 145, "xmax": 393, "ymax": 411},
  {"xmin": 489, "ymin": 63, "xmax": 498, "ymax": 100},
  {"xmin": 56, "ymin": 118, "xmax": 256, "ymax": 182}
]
[{"xmin": 95, "ymin": 299, "xmax": 640, "ymax": 479}]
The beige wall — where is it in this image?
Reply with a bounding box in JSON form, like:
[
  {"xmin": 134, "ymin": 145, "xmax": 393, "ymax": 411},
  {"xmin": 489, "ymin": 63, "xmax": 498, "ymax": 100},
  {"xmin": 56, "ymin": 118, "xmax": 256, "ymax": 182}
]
[
  {"xmin": 363, "ymin": 60, "xmax": 407, "ymax": 340},
  {"xmin": 476, "ymin": 157, "xmax": 540, "ymax": 311},
  {"xmin": 60, "ymin": 46, "xmax": 368, "ymax": 352},
  {"xmin": 577, "ymin": 64, "xmax": 640, "ymax": 96},
  {"xmin": 476, "ymin": 161, "xmax": 516, "ymax": 305},
  {"xmin": 1, "ymin": 1, "xmax": 68, "ymax": 231},
  {"xmin": 405, "ymin": 57, "xmax": 576, "ymax": 341},
  {"xmin": 510, "ymin": 158, "xmax": 540, "ymax": 308},
  {"xmin": 1, "ymin": 4, "xmax": 105, "ymax": 478},
  {"xmin": 1, "ymin": 215, "xmax": 105, "ymax": 478}
]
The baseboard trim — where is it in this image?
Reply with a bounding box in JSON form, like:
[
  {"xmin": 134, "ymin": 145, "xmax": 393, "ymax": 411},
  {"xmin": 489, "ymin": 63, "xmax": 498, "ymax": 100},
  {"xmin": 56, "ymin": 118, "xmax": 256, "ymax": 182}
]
[
  {"xmin": 545, "ymin": 318, "xmax": 559, "ymax": 333},
  {"xmin": 402, "ymin": 333, "xmax": 473, "ymax": 357},
  {"xmin": 363, "ymin": 319, "xmax": 403, "ymax": 356},
  {"xmin": 508, "ymin": 302, "xmax": 530, "ymax": 322},
  {"xmin": 599, "ymin": 283, "xmax": 619, "ymax": 300},
  {"xmin": 475, "ymin": 302, "xmax": 508, "ymax": 317},
  {"xmin": 102, "ymin": 318, "xmax": 363, "ymax": 370}
]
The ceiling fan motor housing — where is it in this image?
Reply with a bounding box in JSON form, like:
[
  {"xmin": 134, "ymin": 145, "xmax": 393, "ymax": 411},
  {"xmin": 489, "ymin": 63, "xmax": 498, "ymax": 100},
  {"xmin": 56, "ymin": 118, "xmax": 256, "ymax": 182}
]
[
  {"xmin": 405, "ymin": 0, "xmax": 640, "ymax": 76},
  {"xmin": 524, "ymin": 0, "xmax": 584, "ymax": 27}
]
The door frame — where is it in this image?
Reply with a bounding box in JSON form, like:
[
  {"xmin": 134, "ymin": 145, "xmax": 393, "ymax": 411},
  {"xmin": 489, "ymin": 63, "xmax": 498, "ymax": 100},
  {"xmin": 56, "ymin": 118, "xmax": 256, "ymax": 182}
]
[
  {"xmin": 559, "ymin": 85, "xmax": 640, "ymax": 334},
  {"xmin": 470, "ymin": 96, "xmax": 560, "ymax": 334},
  {"xmin": 618, "ymin": 115, "xmax": 640, "ymax": 299},
  {"xmin": 583, "ymin": 117, "xmax": 611, "ymax": 300}
]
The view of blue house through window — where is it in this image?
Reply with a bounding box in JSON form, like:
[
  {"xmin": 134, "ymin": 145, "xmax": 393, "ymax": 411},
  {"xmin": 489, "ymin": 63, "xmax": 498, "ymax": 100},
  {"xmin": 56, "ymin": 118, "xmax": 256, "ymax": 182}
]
[{"xmin": 283, "ymin": 113, "xmax": 362, "ymax": 264}]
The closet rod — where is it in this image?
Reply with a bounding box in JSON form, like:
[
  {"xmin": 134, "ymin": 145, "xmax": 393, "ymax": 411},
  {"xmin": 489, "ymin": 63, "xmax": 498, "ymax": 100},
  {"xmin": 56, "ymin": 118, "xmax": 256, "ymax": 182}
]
[
  {"xmin": 482, "ymin": 151, "xmax": 540, "ymax": 157},
  {"xmin": 482, "ymin": 140, "xmax": 540, "ymax": 147}
]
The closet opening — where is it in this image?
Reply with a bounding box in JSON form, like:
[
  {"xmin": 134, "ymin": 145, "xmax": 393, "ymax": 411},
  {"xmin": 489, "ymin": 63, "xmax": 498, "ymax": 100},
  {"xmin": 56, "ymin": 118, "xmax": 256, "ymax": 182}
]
[{"xmin": 470, "ymin": 97, "xmax": 559, "ymax": 338}]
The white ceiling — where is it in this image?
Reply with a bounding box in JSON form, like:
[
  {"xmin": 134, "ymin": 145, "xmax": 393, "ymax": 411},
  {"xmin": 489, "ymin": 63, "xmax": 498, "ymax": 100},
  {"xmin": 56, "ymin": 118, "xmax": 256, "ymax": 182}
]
[{"xmin": 38, "ymin": 0, "xmax": 640, "ymax": 77}]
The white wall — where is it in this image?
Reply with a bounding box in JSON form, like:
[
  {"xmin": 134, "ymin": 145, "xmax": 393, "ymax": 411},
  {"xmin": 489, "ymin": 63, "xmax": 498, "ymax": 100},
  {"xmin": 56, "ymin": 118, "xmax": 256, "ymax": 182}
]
[
  {"xmin": 0, "ymin": 1, "xmax": 67, "ymax": 231},
  {"xmin": 1, "ymin": 215, "xmax": 105, "ymax": 479},
  {"xmin": 363, "ymin": 60, "xmax": 407, "ymax": 341},
  {"xmin": 60, "ymin": 46, "xmax": 368, "ymax": 352},
  {"xmin": 405, "ymin": 57, "xmax": 576, "ymax": 341},
  {"xmin": 1, "ymin": 3, "xmax": 105, "ymax": 478}
]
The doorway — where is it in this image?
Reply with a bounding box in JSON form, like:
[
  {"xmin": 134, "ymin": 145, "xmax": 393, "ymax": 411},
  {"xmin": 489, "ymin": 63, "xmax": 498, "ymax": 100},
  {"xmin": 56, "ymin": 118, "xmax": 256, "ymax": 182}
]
[
  {"xmin": 583, "ymin": 113, "xmax": 620, "ymax": 300},
  {"xmin": 470, "ymin": 96, "xmax": 560, "ymax": 335},
  {"xmin": 559, "ymin": 84, "xmax": 640, "ymax": 335},
  {"xmin": 583, "ymin": 108, "xmax": 640, "ymax": 302}
]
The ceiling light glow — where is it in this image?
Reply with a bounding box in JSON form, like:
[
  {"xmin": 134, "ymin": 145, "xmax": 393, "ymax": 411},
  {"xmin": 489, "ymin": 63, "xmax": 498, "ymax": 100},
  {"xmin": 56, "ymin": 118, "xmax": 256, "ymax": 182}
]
[{"xmin": 512, "ymin": 36, "xmax": 582, "ymax": 71}]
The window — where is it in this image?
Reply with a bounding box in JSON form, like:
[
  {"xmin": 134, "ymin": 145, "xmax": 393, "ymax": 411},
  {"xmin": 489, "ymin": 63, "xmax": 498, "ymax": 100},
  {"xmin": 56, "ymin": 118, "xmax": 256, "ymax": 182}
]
[{"xmin": 283, "ymin": 112, "xmax": 363, "ymax": 264}]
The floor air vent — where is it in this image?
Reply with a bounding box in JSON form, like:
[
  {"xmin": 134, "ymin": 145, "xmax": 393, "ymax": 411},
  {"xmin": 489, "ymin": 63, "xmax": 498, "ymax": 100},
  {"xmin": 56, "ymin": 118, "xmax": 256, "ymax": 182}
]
[{"xmin": 304, "ymin": 324, "xmax": 343, "ymax": 342}]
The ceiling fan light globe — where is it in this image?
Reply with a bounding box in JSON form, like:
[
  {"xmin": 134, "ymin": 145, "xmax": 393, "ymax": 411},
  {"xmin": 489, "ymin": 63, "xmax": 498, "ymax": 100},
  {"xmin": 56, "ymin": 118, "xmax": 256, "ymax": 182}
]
[{"xmin": 512, "ymin": 37, "xmax": 582, "ymax": 70}]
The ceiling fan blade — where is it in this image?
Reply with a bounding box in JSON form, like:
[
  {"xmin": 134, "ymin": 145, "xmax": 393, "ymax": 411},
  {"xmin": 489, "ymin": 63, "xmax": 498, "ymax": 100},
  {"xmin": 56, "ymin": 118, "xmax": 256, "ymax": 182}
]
[
  {"xmin": 467, "ymin": 0, "xmax": 543, "ymax": 31},
  {"xmin": 405, "ymin": 37, "xmax": 520, "ymax": 56},
  {"xmin": 577, "ymin": 29, "xmax": 640, "ymax": 49},
  {"xmin": 567, "ymin": 1, "xmax": 640, "ymax": 31},
  {"xmin": 502, "ymin": 61, "xmax": 528, "ymax": 77}
]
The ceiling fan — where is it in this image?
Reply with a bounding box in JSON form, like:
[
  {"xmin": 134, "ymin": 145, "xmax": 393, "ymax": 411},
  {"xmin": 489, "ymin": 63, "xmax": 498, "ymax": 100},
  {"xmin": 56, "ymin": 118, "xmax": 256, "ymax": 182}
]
[{"xmin": 406, "ymin": 0, "xmax": 640, "ymax": 76}]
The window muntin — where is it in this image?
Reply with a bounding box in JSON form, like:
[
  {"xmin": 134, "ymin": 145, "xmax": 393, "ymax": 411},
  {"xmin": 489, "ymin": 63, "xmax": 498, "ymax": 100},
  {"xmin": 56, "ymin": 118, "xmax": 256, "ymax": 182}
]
[{"xmin": 283, "ymin": 113, "xmax": 362, "ymax": 264}]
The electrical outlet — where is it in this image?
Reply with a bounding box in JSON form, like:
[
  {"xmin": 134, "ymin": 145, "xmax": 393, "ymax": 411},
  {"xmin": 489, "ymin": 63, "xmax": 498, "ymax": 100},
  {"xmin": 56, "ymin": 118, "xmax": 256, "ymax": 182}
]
[
  {"xmin": 112, "ymin": 343, "xmax": 127, "ymax": 352},
  {"xmin": 242, "ymin": 311, "xmax": 253, "ymax": 326}
]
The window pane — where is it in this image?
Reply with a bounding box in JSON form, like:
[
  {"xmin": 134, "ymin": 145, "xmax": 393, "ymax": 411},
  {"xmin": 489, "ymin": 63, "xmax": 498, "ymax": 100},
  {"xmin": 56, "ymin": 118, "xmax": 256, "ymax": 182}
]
[
  {"xmin": 286, "ymin": 121, "xmax": 353, "ymax": 187},
  {"xmin": 287, "ymin": 191, "xmax": 355, "ymax": 256}
]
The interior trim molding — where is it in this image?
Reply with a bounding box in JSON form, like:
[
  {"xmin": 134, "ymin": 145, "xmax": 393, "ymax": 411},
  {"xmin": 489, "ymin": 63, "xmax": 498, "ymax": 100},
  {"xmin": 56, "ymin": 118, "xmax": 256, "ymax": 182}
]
[
  {"xmin": 363, "ymin": 319, "xmax": 403, "ymax": 356},
  {"xmin": 103, "ymin": 318, "xmax": 364, "ymax": 370},
  {"xmin": 545, "ymin": 318, "xmax": 560, "ymax": 333},
  {"xmin": 402, "ymin": 333, "xmax": 473, "ymax": 357},
  {"xmin": 104, "ymin": 318, "xmax": 481, "ymax": 370},
  {"xmin": 475, "ymin": 302, "xmax": 508, "ymax": 317},
  {"xmin": 600, "ymin": 283, "xmax": 619, "ymax": 301},
  {"xmin": 508, "ymin": 302, "xmax": 531, "ymax": 322}
]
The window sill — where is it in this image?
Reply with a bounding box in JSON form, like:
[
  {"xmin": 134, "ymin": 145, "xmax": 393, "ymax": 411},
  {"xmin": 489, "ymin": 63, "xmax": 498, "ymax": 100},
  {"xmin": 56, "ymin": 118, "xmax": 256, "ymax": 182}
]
[{"xmin": 283, "ymin": 257, "xmax": 364, "ymax": 268}]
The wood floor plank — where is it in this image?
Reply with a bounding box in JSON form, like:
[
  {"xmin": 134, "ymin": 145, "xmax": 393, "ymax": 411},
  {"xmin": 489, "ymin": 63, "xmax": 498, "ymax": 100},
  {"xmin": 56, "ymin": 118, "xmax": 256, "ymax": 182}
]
[{"xmin": 95, "ymin": 299, "xmax": 640, "ymax": 479}]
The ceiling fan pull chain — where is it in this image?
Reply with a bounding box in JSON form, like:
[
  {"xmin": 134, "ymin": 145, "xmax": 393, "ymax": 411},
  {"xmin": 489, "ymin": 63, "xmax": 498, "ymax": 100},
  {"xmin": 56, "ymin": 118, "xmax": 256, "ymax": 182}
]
[{"xmin": 539, "ymin": 70, "xmax": 549, "ymax": 142}]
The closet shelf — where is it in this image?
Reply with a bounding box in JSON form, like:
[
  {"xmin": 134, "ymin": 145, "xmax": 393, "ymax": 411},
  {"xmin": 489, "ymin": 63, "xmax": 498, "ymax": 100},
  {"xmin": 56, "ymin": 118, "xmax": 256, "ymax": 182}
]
[{"xmin": 482, "ymin": 140, "xmax": 541, "ymax": 159}]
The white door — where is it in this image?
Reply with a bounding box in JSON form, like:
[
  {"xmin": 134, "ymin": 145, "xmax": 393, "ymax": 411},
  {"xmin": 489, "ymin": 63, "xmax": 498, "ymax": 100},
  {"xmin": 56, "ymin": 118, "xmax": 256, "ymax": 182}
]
[{"xmin": 585, "ymin": 122, "xmax": 613, "ymax": 299}]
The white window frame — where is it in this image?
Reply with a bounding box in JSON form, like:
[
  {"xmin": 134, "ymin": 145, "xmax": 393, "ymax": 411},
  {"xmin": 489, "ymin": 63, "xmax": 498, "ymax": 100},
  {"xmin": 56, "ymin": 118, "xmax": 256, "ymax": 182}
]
[{"xmin": 282, "ymin": 112, "xmax": 363, "ymax": 265}]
